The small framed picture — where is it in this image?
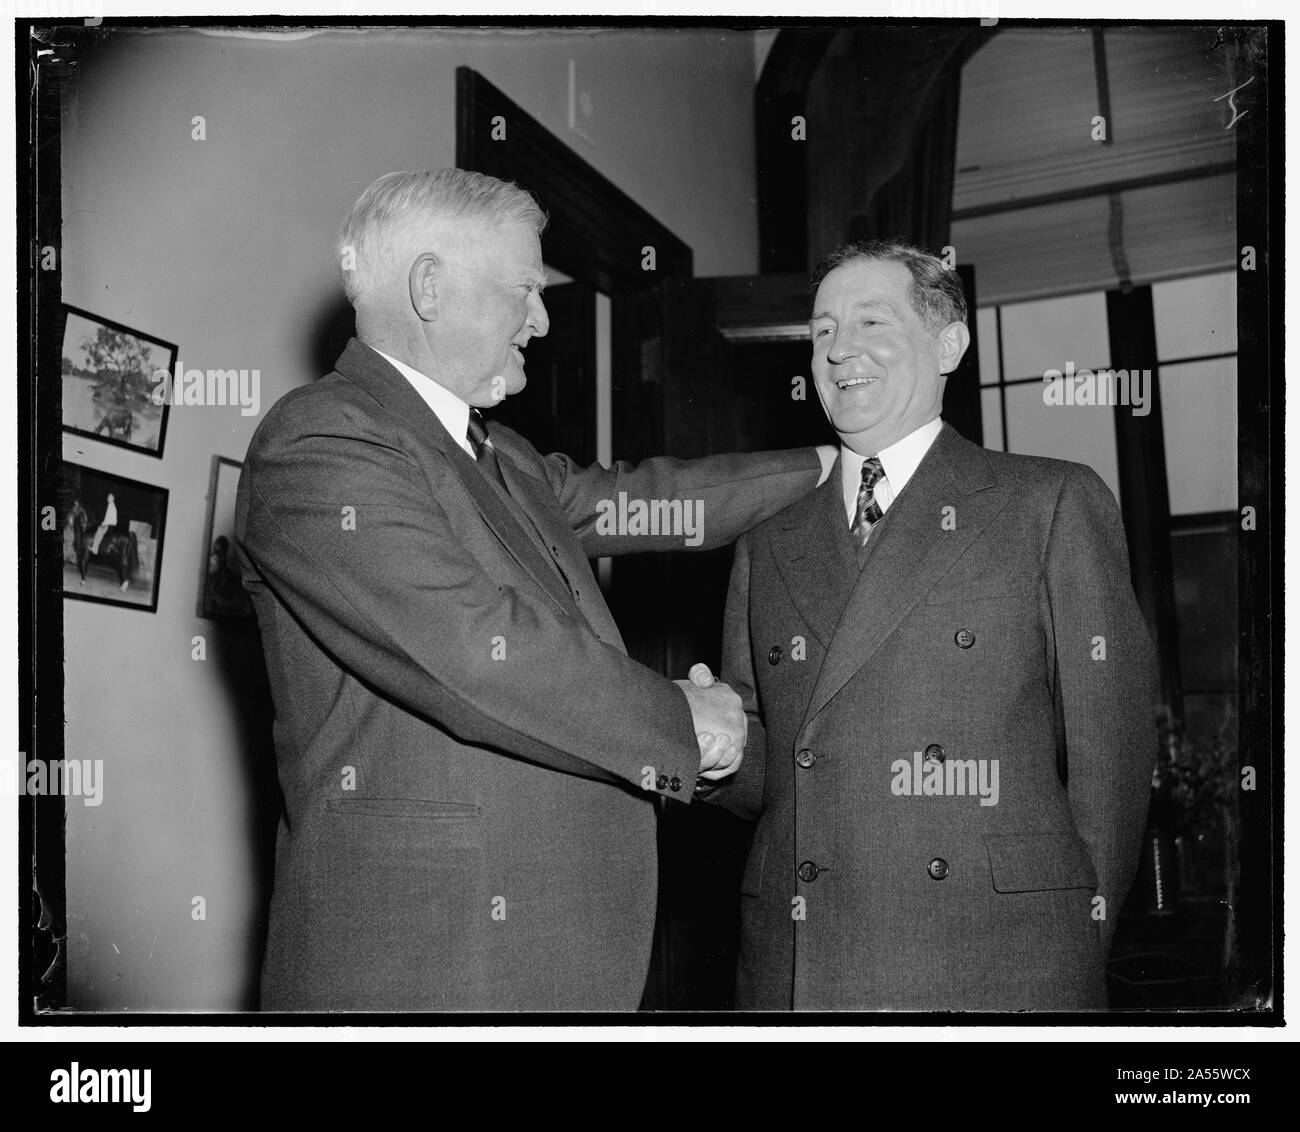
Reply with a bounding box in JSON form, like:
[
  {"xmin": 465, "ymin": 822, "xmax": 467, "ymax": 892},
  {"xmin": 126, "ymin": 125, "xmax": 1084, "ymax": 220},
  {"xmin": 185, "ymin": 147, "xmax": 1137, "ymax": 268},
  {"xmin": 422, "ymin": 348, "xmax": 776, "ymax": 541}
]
[
  {"xmin": 60, "ymin": 304, "xmax": 176, "ymax": 458},
  {"xmin": 61, "ymin": 462, "xmax": 169, "ymax": 612},
  {"xmin": 198, "ymin": 456, "xmax": 254, "ymax": 622}
]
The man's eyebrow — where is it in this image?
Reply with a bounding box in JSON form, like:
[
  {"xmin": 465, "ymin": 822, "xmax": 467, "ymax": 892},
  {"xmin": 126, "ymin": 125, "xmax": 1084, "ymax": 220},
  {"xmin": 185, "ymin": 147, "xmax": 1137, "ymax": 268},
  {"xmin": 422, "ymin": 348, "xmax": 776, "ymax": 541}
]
[{"xmin": 811, "ymin": 298, "xmax": 901, "ymax": 321}]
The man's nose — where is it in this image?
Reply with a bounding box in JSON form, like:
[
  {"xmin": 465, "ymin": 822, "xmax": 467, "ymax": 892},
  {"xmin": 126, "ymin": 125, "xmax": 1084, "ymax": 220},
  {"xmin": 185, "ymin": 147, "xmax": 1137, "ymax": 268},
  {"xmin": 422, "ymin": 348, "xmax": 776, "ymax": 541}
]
[
  {"xmin": 826, "ymin": 329, "xmax": 856, "ymax": 364},
  {"xmin": 528, "ymin": 292, "xmax": 550, "ymax": 338}
]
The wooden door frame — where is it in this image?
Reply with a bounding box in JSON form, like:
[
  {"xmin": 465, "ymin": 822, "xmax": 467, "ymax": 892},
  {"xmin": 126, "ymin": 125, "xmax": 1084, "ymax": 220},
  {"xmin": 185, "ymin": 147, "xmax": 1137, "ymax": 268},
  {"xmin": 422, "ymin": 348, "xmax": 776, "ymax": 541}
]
[{"xmin": 456, "ymin": 66, "xmax": 692, "ymax": 290}]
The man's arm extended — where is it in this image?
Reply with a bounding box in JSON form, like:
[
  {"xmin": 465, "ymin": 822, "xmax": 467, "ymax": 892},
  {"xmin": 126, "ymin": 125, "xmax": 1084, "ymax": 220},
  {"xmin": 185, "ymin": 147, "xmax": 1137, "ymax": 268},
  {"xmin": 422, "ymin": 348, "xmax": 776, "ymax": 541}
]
[
  {"xmin": 535, "ymin": 444, "xmax": 835, "ymax": 556},
  {"xmin": 1044, "ymin": 464, "xmax": 1158, "ymax": 953},
  {"xmin": 238, "ymin": 402, "xmax": 722, "ymax": 801}
]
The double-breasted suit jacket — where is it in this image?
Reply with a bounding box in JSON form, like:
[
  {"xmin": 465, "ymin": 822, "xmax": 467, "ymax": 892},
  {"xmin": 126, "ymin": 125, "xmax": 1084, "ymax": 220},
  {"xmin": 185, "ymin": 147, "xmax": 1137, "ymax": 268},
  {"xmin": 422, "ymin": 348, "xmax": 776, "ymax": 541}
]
[
  {"xmin": 235, "ymin": 339, "xmax": 822, "ymax": 1011},
  {"xmin": 706, "ymin": 423, "xmax": 1156, "ymax": 1011}
]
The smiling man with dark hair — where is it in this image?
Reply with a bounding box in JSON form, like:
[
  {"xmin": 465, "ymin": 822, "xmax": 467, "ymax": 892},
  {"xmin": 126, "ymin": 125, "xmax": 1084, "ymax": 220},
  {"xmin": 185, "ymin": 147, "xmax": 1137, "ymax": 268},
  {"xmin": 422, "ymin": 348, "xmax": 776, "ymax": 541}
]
[{"xmin": 701, "ymin": 238, "xmax": 1157, "ymax": 1011}]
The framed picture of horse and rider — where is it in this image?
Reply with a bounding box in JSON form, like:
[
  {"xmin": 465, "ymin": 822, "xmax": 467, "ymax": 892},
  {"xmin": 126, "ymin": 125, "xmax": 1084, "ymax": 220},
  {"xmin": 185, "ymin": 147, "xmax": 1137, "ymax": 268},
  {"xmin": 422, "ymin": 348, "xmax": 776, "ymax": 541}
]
[
  {"xmin": 61, "ymin": 462, "xmax": 169, "ymax": 612},
  {"xmin": 60, "ymin": 304, "xmax": 175, "ymax": 458}
]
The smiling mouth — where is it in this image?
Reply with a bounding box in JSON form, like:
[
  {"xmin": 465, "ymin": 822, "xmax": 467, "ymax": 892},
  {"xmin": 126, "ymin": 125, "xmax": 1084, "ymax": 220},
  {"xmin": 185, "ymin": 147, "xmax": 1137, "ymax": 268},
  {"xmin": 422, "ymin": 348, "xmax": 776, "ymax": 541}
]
[{"xmin": 836, "ymin": 376, "xmax": 878, "ymax": 390}]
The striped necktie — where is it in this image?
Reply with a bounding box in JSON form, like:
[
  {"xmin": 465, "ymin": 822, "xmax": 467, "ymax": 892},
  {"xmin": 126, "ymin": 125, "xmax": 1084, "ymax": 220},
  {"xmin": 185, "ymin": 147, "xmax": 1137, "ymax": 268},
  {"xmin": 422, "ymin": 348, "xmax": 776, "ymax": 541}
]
[{"xmin": 851, "ymin": 456, "xmax": 886, "ymax": 548}]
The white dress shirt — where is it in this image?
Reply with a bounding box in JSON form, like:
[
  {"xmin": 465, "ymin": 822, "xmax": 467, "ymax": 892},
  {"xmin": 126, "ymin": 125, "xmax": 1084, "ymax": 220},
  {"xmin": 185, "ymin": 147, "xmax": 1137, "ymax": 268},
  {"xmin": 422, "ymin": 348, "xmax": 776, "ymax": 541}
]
[
  {"xmin": 372, "ymin": 346, "xmax": 475, "ymax": 458},
  {"xmin": 841, "ymin": 416, "xmax": 943, "ymax": 525}
]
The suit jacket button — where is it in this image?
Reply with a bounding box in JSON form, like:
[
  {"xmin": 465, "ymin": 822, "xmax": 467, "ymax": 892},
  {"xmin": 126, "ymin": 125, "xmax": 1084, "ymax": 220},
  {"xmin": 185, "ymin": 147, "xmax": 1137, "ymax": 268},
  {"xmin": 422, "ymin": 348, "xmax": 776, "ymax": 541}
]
[
  {"xmin": 955, "ymin": 628, "xmax": 976, "ymax": 649},
  {"xmin": 656, "ymin": 774, "xmax": 669, "ymax": 790},
  {"xmin": 669, "ymin": 776, "xmax": 682, "ymax": 792},
  {"xmin": 795, "ymin": 748, "xmax": 816, "ymax": 769},
  {"xmin": 927, "ymin": 857, "xmax": 950, "ymax": 880},
  {"xmin": 923, "ymin": 743, "xmax": 945, "ymax": 764},
  {"xmin": 797, "ymin": 860, "xmax": 820, "ymax": 883},
  {"xmin": 768, "ymin": 645, "xmax": 783, "ymax": 665}
]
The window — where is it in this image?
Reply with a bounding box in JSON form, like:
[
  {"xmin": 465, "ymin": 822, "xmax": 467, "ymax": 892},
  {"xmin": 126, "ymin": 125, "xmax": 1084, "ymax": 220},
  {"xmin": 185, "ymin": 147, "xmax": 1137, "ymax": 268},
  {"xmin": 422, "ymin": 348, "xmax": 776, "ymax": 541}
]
[
  {"xmin": 1153, "ymin": 270, "xmax": 1238, "ymax": 517},
  {"xmin": 977, "ymin": 288, "xmax": 1121, "ymax": 503}
]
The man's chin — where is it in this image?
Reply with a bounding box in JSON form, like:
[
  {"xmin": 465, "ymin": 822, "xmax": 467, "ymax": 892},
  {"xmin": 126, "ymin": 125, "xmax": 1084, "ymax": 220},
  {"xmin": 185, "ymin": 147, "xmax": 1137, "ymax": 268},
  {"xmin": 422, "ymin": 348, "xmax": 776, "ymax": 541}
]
[
  {"xmin": 831, "ymin": 412, "xmax": 884, "ymax": 440},
  {"xmin": 477, "ymin": 373, "xmax": 526, "ymax": 408}
]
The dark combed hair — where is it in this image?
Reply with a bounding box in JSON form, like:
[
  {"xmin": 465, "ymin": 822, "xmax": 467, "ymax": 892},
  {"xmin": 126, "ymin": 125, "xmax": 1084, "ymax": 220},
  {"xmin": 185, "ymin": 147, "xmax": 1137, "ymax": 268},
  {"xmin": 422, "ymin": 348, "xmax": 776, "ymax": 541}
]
[{"xmin": 810, "ymin": 238, "xmax": 968, "ymax": 332}]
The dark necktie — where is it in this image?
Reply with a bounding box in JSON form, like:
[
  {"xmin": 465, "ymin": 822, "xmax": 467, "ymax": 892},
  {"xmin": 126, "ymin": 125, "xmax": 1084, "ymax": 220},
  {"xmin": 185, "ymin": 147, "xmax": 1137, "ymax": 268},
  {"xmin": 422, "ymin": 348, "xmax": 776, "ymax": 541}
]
[
  {"xmin": 851, "ymin": 457, "xmax": 886, "ymax": 550},
  {"xmin": 466, "ymin": 409, "xmax": 509, "ymax": 493},
  {"xmin": 468, "ymin": 408, "xmax": 578, "ymax": 603}
]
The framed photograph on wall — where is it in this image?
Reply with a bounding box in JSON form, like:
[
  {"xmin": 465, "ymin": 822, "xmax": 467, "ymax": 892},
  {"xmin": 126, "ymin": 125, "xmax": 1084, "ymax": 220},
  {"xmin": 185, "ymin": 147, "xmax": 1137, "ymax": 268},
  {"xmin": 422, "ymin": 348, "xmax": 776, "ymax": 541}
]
[
  {"xmin": 198, "ymin": 456, "xmax": 254, "ymax": 621},
  {"xmin": 60, "ymin": 304, "xmax": 176, "ymax": 458},
  {"xmin": 61, "ymin": 461, "xmax": 169, "ymax": 612}
]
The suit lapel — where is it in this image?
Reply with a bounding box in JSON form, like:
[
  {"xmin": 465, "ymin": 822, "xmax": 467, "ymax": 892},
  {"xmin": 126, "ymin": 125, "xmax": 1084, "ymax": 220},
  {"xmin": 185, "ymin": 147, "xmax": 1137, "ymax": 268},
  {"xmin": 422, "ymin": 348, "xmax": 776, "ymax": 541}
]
[
  {"xmin": 770, "ymin": 464, "xmax": 858, "ymax": 648},
  {"xmin": 495, "ymin": 454, "xmax": 570, "ymax": 578},
  {"xmin": 496, "ymin": 456, "xmax": 627, "ymax": 649},
  {"xmin": 333, "ymin": 340, "xmax": 576, "ymax": 615},
  {"xmin": 803, "ymin": 425, "xmax": 1014, "ymax": 726}
]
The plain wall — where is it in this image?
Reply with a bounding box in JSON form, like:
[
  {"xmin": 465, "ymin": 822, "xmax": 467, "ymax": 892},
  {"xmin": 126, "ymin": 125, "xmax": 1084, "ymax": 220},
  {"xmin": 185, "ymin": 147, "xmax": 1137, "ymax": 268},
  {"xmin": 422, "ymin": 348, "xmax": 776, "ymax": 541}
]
[{"xmin": 59, "ymin": 25, "xmax": 760, "ymax": 1010}]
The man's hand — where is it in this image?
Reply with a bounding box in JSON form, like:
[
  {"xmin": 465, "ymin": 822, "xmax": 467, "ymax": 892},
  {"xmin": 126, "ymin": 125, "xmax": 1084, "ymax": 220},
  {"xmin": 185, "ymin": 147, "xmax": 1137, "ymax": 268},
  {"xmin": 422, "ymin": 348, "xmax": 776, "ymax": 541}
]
[{"xmin": 674, "ymin": 663, "xmax": 745, "ymax": 780}]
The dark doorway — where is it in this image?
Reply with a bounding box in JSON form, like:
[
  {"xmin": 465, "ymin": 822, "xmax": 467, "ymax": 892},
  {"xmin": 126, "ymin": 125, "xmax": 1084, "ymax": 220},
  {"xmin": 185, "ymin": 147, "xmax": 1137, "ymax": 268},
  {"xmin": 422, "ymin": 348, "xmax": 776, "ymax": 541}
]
[{"xmin": 490, "ymin": 281, "xmax": 597, "ymax": 464}]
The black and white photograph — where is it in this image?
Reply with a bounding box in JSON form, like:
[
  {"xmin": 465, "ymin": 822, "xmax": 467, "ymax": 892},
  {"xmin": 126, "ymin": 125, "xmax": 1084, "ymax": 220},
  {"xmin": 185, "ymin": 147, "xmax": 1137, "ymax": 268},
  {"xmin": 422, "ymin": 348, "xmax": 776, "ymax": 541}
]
[
  {"xmin": 59, "ymin": 461, "xmax": 169, "ymax": 613},
  {"xmin": 60, "ymin": 304, "xmax": 175, "ymax": 458},
  {"xmin": 197, "ymin": 456, "xmax": 254, "ymax": 621},
  {"xmin": 16, "ymin": 10, "xmax": 1283, "ymax": 1072}
]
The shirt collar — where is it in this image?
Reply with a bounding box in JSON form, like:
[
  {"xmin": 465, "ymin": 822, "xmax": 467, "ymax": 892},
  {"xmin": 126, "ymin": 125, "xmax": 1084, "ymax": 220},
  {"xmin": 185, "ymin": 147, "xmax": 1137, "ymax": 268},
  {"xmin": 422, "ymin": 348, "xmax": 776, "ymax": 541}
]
[
  {"xmin": 841, "ymin": 416, "xmax": 943, "ymax": 498},
  {"xmin": 371, "ymin": 346, "xmax": 473, "ymax": 455}
]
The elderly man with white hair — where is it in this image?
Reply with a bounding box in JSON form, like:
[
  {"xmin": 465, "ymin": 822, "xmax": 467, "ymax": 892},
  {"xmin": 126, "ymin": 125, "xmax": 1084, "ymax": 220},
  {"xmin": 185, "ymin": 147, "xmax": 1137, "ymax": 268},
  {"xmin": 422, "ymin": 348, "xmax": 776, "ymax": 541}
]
[{"xmin": 235, "ymin": 169, "xmax": 834, "ymax": 1011}]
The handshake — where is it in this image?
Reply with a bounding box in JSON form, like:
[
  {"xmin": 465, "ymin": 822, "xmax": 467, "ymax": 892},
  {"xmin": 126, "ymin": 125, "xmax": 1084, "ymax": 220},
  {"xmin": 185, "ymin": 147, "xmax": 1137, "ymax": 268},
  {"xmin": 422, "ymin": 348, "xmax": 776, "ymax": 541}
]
[{"xmin": 674, "ymin": 663, "xmax": 746, "ymax": 782}]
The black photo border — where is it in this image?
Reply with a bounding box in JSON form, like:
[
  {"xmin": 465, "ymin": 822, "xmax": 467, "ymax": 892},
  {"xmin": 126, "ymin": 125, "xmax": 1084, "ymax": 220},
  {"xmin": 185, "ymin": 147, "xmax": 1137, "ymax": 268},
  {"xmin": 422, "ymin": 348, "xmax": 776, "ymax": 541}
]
[
  {"xmin": 60, "ymin": 459, "xmax": 170, "ymax": 615},
  {"xmin": 59, "ymin": 302, "xmax": 177, "ymax": 460}
]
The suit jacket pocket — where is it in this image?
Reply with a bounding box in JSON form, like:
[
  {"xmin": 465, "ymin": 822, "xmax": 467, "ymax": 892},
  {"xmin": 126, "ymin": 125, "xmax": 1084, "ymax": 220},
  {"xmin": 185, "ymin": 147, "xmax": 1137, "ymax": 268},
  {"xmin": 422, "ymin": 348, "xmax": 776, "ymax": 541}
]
[
  {"xmin": 984, "ymin": 832, "xmax": 1097, "ymax": 893},
  {"xmin": 325, "ymin": 797, "xmax": 483, "ymax": 821},
  {"xmin": 740, "ymin": 843, "xmax": 768, "ymax": 897}
]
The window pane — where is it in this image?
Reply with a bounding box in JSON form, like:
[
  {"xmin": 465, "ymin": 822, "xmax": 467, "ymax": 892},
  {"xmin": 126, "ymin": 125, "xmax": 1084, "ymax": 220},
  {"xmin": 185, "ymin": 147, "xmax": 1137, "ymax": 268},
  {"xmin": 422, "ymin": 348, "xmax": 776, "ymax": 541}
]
[
  {"xmin": 1003, "ymin": 381, "xmax": 1121, "ymax": 504},
  {"xmin": 976, "ymin": 307, "xmax": 999, "ymax": 385},
  {"xmin": 1160, "ymin": 358, "xmax": 1237, "ymax": 515},
  {"xmin": 1152, "ymin": 270, "xmax": 1237, "ymax": 361},
  {"xmin": 999, "ymin": 290, "xmax": 1110, "ymax": 382},
  {"xmin": 980, "ymin": 387, "xmax": 1004, "ymax": 451},
  {"xmin": 1170, "ymin": 525, "xmax": 1237, "ymax": 693}
]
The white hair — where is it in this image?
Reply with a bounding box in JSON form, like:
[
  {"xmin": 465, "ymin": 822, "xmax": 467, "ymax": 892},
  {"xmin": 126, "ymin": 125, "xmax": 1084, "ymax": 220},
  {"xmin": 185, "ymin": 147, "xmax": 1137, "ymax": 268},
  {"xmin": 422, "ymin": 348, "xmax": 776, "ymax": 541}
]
[{"xmin": 337, "ymin": 169, "xmax": 547, "ymax": 306}]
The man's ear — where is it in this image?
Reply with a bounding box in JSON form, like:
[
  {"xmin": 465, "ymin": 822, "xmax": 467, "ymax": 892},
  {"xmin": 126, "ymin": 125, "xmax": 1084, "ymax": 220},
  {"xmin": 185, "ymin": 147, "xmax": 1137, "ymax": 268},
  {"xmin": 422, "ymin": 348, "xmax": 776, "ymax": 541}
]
[
  {"xmin": 937, "ymin": 321, "xmax": 971, "ymax": 376},
  {"xmin": 409, "ymin": 252, "xmax": 442, "ymax": 322}
]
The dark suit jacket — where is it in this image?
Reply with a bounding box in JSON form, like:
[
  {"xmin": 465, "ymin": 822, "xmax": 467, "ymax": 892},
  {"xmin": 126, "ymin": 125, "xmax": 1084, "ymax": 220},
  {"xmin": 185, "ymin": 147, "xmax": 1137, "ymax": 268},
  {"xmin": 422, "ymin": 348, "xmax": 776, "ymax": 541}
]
[
  {"xmin": 234, "ymin": 339, "xmax": 821, "ymax": 1011},
  {"xmin": 705, "ymin": 423, "xmax": 1156, "ymax": 1011}
]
